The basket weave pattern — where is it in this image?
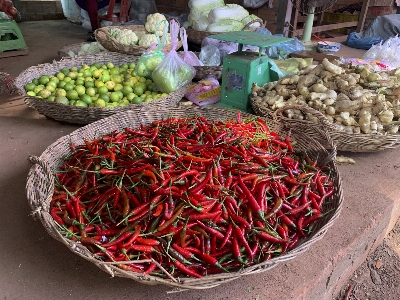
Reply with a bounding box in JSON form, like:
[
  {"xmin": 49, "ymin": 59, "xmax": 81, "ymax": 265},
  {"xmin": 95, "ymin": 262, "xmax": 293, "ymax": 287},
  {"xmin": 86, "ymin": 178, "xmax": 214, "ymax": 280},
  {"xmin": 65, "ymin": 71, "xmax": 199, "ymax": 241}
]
[
  {"xmin": 95, "ymin": 25, "xmax": 182, "ymax": 56},
  {"xmin": 14, "ymin": 52, "xmax": 187, "ymax": 124},
  {"xmin": 26, "ymin": 106, "xmax": 343, "ymax": 290}
]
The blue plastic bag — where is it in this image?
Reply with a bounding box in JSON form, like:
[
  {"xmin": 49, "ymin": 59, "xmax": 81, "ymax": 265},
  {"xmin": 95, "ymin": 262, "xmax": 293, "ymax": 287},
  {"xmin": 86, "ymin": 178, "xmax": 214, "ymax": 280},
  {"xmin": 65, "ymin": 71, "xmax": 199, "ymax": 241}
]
[
  {"xmin": 266, "ymin": 37, "xmax": 305, "ymax": 60},
  {"xmin": 342, "ymin": 32, "xmax": 383, "ymax": 50}
]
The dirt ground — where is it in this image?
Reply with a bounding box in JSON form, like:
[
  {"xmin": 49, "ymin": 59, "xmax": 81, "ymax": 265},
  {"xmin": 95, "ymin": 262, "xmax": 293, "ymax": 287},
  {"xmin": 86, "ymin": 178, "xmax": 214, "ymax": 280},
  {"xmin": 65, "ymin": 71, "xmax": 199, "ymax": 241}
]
[{"xmin": 335, "ymin": 217, "xmax": 400, "ymax": 300}]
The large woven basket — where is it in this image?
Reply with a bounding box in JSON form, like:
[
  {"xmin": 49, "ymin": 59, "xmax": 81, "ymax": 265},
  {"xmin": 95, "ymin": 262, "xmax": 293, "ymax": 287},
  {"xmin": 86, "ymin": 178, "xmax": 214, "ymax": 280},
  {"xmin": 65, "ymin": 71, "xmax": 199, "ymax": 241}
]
[
  {"xmin": 186, "ymin": 19, "xmax": 265, "ymax": 45},
  {"xmin": 26, "ymin": 106, "xmax": 343, "ymax": 290},
  {"xmin": 95, "ymin": 25, "xmax": 182, "ymax": 56},
  {"xmin": 58, "ymin": 42, "xmax": 109, "ymax": 57},
  {"xmin": 251, "ymin": 97, "xmax": 400, "ymax": 152},
  {"xmin": 14, "ymin": 52, "xmax": 188, "ymax": 125}
]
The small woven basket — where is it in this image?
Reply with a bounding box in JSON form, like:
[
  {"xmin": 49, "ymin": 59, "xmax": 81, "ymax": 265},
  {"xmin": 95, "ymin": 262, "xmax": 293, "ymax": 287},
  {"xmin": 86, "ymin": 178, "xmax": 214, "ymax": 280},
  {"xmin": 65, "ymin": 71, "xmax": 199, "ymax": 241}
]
[
  {"xmin": 26, "ymin": 106, "xmax": 343, "ymax": 290},
  {"xmin": 14, "ymin": 52, "xmax": 187, "ymax": 125},
  {"xmin": 251, "ymin": 97, "xmax": 400, "ymax": 152},
  {"xmin": 0, "ymin": 72, "xmax": 16, "ymax": 95},
  {"xmin": 95, "ymin": 24, "xmax": 182, "ymax": 56}
]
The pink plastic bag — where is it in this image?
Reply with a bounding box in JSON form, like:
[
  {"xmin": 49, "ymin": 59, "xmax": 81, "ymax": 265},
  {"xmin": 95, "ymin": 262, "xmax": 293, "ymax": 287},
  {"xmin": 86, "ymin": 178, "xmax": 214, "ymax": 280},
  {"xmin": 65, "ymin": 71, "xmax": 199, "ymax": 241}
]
[{"xmin": 179, "ymin": 27, "xmax": 203, "ymax": 67}]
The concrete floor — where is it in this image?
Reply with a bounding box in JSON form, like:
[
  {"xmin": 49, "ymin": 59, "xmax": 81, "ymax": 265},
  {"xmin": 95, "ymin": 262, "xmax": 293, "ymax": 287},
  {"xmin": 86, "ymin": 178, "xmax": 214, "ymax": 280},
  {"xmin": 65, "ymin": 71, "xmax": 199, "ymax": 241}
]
[{"xmin": 1, "ymin": 20, "xmax": 400, "ymax": 300}]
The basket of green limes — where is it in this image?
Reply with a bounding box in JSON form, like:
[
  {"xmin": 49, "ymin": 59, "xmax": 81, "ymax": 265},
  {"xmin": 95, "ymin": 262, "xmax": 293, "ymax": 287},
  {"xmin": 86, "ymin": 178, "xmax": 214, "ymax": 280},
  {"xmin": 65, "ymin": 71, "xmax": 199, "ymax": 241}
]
[{"xmin": 14, "ymin": 52, "xmax": 188, "ymax": 124}]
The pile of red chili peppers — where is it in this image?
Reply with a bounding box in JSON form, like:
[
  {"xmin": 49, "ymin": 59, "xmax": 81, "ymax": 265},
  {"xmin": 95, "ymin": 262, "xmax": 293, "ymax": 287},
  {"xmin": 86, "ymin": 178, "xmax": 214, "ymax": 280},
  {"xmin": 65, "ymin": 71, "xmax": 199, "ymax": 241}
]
[{"xmin": 50, "ymin": 112, "xmax": 334, "ymax": 279}]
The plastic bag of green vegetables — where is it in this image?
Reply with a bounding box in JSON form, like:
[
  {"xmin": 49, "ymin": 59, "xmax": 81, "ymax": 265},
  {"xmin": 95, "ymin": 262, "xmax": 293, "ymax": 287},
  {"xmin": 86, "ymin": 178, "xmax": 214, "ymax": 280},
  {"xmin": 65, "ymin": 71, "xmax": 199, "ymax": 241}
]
[
  {"xmin": 152, "ymin": 20, "xmax": 195, "ymax": 93},
  {"xmin": 135, "ymin": 20, "xmax": 168, "ymax": 79}
]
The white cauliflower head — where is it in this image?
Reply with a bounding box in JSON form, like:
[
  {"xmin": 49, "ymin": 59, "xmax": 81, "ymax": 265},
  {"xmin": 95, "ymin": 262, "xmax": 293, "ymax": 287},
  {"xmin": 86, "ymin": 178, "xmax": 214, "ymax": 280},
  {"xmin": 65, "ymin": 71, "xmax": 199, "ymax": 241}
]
[
  {"xmin": 115, "ymin": 29, "xmax": 138, "ymax": 45},
  {"xmin": 145, "ymin": 13, "xmax": 167, "ymax": 36},
  {"xmin": 138, "ymin": 33, "xmax": 158, "ymax": 48}
]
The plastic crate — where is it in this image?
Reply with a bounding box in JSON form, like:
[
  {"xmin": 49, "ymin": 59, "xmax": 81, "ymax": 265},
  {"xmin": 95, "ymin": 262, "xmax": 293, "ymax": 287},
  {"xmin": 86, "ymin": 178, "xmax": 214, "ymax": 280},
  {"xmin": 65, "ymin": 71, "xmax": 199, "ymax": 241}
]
[
  {"xmin": 323, "ymin": 12, "xmax": 359, "ymax": 23},
  {"xmin": 323, "ymin": 12, "xmax": 359, "ymax": 34}
]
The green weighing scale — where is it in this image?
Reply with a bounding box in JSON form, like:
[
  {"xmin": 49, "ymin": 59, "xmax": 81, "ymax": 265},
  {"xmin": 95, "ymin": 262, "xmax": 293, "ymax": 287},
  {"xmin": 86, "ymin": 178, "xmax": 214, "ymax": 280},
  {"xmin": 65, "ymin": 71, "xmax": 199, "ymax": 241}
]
[{"xmin": 207, "ymin": 31, "xmax": 292, "ymax": 112}]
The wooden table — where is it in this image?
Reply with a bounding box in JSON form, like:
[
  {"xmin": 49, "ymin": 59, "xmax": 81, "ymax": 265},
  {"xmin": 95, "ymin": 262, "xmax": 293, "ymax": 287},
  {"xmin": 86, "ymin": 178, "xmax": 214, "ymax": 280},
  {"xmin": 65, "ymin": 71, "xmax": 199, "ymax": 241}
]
[{"xmin": 289, "ymin": 50, "xmax": 340, "ymax": 62}]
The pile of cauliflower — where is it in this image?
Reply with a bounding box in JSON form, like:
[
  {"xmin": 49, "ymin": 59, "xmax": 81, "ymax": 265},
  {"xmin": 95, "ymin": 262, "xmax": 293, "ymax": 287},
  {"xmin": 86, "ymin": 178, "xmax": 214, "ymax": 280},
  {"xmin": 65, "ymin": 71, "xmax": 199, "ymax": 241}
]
[
  {"xmin": 108, "ymin": 13, "xmax": 173, "ymax": 48},
  {"xmin": 251, "ymin": 58, "xmax": 400, "ymax": 135}
]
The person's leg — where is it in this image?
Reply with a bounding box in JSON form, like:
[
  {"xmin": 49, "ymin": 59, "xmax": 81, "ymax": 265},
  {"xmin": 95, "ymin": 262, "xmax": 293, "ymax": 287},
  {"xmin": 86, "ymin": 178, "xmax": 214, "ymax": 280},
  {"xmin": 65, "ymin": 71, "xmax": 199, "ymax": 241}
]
[{"xmin": 85, "ymin": 0, "xmax": 99, "ymax": 31}]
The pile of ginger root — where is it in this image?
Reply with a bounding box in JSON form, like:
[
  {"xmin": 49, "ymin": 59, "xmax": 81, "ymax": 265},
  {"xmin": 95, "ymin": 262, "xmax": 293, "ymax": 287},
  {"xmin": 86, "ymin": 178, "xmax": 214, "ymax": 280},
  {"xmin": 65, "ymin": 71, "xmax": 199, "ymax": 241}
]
[{"xmin": 251, "ymin": 58, "xmax": 400, "ymax": 135}]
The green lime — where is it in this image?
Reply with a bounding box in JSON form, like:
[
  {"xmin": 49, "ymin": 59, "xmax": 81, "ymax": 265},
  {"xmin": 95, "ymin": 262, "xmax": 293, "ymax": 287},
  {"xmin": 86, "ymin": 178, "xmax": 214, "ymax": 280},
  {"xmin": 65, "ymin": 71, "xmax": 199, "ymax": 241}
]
[
  {"xmin": 74, "ymin": 85, "xmax": 86, "ymax": 96},
  {"xmin": 131, "ymin": 96, "xmax": 143, "ymax": 104},
  {"xmin": 33, "ymin": 85, "xmax": 45, "ymax": 94},
  {"xmin": 80, "ymin": 94, "xmax": 93, "ymax": 105},
  {"xmin": 98, "ymin": 93, "xmax": 110, "ymax": 103},
  {"xmin": 118, "ymin": 99, "xmax": 130, "ymax": 106},
  {"xmin": 49, "ymin": 76, "xmax": 59, "ymax": 84},
  {"xmin": 45, "ymin": 85, "xmax": 56, "ymax": 93},
  {"xmin": 85, "ymin": 81, "xmax": 95, "ymax": 88},
  {"xmin": 114, "ymin": 83, "xmax": 123, "ymax": 92},
  {"xmin": 75, "ymin": 79, "xmax": 85, "ymax": 86},
  {"xmin": 70, "ymin": 66, "xmax": 78, "ymax": 72},
  {"xmin": 55, "ymin": 89, "xmax": 67, "ymax": 97},
  {"xmin": 48, "ymin": 95, "xmax": 56, "ymax": 101},
  {"xmin": 61, "ymin": 68, "xmax": 69, "ymax": 75},
  {"xmin": 55, "ymin": 96, "xmax": 69, "ymax": 105},
  {"xmin": 38, "ymin": 75, "xmax": 50, "ymax": 85},
  {"xmin": 64, "ymin": 83, "xmax": 74, "ymax": 91},
  {"xmin": 25, "ymin": 83, "xmax": 36, "ymax": 92},
  {"xmin": 110, "ymin": 91, "xmax": 121, "ymax": 102},
  {"xmin": 121, "ymin": 86, "xmax": 133, "ymax": 96},
  {"xmin": 27, "ymin": 91, "xmax": 36, "ymax": 97},
  {"xmin": 85, "ymin": 87, "xmax": 96, "ymax": 97},
  {"xmin": 56, "ymin": 72, "xmax": 65, "ymax": 81},
  {"xmin": 74, "ymin": 100, "xmax": 88, "ymax": 107},
  {"xmin": 94, "ymin": 99, "xmax": 106, "ymax": 107},
  {"xmin": 57, "ymin": 81, "xmax": 66, "ymax": 88},
  {"xmin": 66, "ymin": 90, "xmax": 79, "ymax": 100}
]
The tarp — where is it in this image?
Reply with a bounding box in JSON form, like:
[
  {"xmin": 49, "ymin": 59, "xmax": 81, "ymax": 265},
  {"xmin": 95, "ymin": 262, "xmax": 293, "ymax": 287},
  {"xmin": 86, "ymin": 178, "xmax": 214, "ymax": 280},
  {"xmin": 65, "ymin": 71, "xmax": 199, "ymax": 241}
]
[{"xmin": 356, "ymin": 14, "xmax": 400, "ymax": 41}]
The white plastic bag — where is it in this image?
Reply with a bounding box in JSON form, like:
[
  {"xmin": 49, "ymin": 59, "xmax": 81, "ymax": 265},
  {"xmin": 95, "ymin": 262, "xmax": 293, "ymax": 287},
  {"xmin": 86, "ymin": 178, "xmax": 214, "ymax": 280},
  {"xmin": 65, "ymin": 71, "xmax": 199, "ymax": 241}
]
[
  {"xmin": 152, "ymin": 20, "xmax": 196, "ymax": 93},
  {"xmin": 363, "ymin": 36, "xmax": 400, "ymax": 69}
]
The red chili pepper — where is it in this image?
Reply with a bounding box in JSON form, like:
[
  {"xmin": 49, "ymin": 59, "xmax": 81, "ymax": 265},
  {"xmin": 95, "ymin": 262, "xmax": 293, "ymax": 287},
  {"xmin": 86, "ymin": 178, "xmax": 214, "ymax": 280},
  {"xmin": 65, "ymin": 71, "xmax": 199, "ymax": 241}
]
[
  {"xmin": 237, "ymin": 175, "xmax": 264, "ymax": 220},
  {"xmin": 232, "ymin": 223, "xmax": 254, "ymax": 261},
  {"xmin": 136, "ymin": 237, "xmax": 160, "ymax": 246},
  {"xmin": 50, "ymin": 207, "xmax": 64, "ymax": 225},
  {"xmin": 173, "ymin": 259, "xmax": 202, "ymax": 278}
]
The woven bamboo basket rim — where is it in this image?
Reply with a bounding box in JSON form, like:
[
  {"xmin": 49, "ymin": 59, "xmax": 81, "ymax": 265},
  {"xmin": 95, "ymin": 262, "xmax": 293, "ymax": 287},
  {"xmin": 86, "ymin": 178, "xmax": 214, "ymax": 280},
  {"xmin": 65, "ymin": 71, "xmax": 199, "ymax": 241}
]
[
  {"xmin": 186, "ymin": 18, "xmax": 264, "ymax": 45},
  {"xmin": 26, "ymin": 106, "xmax": 343, "ymax": 290},
  {"xmin": 13, "ymin": 52, "xmax": 187, "ymax": 125},
  {"xmin": 94, "ymin": 22, "xmax": 183, "ymax": 56},
  {"xmin": 251, "ymin": 97, "xmax": 400, "ymax": 152}
]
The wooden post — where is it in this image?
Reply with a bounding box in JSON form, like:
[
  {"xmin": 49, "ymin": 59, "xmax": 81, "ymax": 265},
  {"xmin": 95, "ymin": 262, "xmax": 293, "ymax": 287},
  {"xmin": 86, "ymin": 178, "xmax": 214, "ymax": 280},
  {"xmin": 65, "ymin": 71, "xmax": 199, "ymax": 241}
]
[{"xmin": 356, "ymin": 0, "xmax": 371, "ymax": 32}]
